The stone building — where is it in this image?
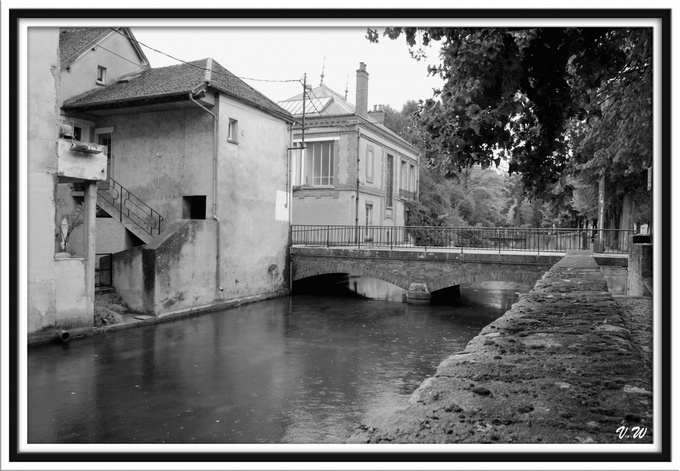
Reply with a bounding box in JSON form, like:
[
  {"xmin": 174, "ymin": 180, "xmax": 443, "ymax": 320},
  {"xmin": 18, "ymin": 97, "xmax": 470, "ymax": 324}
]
[{"xmin": 278, "ymin": 62, "xmax": 420, "ymax": 243}]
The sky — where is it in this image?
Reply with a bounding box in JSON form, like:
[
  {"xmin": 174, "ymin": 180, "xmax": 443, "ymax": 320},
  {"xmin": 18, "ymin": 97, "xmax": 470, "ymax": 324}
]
[{"xmin": 131, "ymin": 27, "xmax": 446, "ymax": 111}]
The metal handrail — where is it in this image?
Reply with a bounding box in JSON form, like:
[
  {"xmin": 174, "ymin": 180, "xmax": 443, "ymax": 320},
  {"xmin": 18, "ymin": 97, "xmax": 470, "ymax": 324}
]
[
  {"xmin": 291, "ymin": 225, "xmax": 637, "ymax": 254},
  {"xmin": 97, "ymin": 177, "xmax": 164, "ymax": 237}
]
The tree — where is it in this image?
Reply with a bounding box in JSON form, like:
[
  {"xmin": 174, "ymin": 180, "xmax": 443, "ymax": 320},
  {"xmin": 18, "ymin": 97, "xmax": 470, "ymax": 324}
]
[
  {"xmin": 382, "ymin": 101, "xmax": 513, "ymax": 228},
  {"xmin": 367, "ymin": 27, "xmax": 653, "ymax": 209}
]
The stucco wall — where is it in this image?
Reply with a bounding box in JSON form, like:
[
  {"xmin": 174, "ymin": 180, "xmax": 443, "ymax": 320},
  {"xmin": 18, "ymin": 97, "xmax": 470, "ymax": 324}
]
[
  {"xmin": 95, "ymin": 106, "xmax": 214, "ymax": 223},
  {"xmin": 216, "ymin": 94, "xmax": 291, "ymax": 300},
  {"xmin": 108, "ymin": 94, "xmax": 292, "ymax": 313},
  {"xmin": 111, "ymin": 245, "xmax": 146, "ymax": 312},
  {"xmin": 292, "ymin": 191, "xmax": 354, "ymax": 225},
  {"xmin": 54, "ymin": 258, "xmax": 91, "ymax": 327},
  {"xmin": 95, "ymin": 218, "xmax": 135, "ymax": 254},
  {"xmin": 149, "ymin": 220, "xmax": 219, "ymax": 314},
  {"xmin": 27, "ymin": 28, "xmax": 98, "ymax": 336},
  {"xmin": 60, "ymin": 30, "xmax": 146, "ymax": 104}
]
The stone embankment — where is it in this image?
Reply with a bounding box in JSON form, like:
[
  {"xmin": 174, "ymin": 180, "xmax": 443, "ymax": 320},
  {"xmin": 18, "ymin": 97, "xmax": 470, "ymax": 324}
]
[{"xmin": 349, "ymin": 250, "xmax": 653, "ymax": 444}]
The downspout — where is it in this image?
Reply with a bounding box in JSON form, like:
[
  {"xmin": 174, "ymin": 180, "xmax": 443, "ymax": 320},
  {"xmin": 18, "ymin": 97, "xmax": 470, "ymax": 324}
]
[
  {"xmin": 288, "ymin": 123, "xmax": 294, "ymax": 294},
  {"xmin": 355, "ymin": 125, "xmax": 361, "ymax": 238},
  {"xmin": 189, "ymin": 85, "xmax": 223, "ymax": 293}
]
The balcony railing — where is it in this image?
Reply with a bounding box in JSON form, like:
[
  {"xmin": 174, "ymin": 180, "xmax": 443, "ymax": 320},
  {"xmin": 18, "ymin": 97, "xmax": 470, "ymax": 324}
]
[{"xmin": 292, "ymin": 225, "xmax": 636, "ymax": 254}]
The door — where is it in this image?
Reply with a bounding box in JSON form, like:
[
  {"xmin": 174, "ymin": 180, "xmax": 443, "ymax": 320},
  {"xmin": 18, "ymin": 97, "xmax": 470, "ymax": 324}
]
[{"xmin": 98, "ymin": 133, "xmax": 112, "ymax": 183}]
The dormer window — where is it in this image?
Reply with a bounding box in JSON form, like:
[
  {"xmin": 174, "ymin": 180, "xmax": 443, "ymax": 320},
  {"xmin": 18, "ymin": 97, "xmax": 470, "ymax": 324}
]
[{"xmin": 96, "ymin": 66, "xmax": 106, "ymax": 85}]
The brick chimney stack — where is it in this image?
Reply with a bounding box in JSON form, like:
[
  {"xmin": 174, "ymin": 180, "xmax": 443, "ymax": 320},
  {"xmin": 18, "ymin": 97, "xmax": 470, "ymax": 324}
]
[{"xmin": 355, "ymin": 62, "xmax": 369, "ymax": 118}]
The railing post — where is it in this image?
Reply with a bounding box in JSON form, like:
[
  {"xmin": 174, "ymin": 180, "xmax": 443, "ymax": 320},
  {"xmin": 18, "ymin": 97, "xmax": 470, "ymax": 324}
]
[{"xmin": 326, "ymin": 226, "xmax": 330, "ymax": 248}]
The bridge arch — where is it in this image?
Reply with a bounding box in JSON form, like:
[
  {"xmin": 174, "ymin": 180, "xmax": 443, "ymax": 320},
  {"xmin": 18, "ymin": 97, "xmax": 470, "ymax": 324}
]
[
  {"xmin": 426, "ymin": 270, "xmax": 545, "ymax": 293},
  {"xmin": 293, "ymin": 259, "xmax": 412, "ymax": 290},
  {"xmin": 291, "ymin": 246, "xmax": 560, "ymax": 302}
]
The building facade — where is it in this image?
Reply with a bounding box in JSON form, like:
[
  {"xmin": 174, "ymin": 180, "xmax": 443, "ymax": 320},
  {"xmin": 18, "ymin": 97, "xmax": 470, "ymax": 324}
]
[
  {"xmin": 28, "ymin": 27, "xmax": 296, "ymax": 341},
  {"xmin": 278, "ymin": 63, "xmax": 419, "ymax": 242},
  {"xmin": 27, "ymin": 28, "xmax": 108, "ymax": 339}
]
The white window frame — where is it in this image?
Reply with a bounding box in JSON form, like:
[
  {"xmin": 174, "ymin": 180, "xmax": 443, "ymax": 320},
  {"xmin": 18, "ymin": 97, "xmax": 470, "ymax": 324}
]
[
  {"xmin": 303, "ymin": 140, "xmax": 334, "ymax": 187},
  {"xmin": 228, "ymin": 119, "xmax": 239, "ymax": 143},
  {"xmin": 96, "ymin": 66, "xmax": 106, "ymax": 85}
]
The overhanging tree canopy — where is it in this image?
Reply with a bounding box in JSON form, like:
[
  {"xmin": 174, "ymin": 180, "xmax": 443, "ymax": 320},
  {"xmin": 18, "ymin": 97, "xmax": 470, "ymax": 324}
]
[{"xmin": 367, "ymin": 27, "xmax": 653, "ymax": 200}]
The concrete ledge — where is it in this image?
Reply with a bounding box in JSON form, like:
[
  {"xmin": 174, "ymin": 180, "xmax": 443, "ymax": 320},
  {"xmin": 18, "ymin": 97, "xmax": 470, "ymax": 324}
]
[
  {"xmin": 348, "ymin": 251, "xmax": 653, "ymax": 444},
  {"xmin": 28, "ymin": 290, "xmax": 289, "ymax": 346}
]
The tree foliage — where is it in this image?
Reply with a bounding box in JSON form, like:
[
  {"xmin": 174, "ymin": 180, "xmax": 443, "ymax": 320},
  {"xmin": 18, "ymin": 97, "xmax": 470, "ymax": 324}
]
[{"xmin": 367, "ymin": 26, "xmax": 653, "ymax": 213}]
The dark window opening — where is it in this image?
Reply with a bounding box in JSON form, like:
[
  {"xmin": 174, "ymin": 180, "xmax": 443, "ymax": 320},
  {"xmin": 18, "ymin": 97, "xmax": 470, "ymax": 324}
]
[{"xmin": 182, "ymin": 196, "xmax": 207, "ymax": 219}]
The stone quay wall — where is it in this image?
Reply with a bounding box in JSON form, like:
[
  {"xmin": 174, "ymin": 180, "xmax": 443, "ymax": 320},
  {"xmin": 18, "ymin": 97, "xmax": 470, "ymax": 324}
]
[{"xmin": 349, "ymin": 251, "xmax": 653, "ymax": 444}]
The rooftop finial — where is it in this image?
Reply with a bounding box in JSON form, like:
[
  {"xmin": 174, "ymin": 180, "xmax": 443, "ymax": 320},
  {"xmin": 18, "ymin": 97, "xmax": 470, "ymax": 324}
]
[
  {"xmin": 320, "ymin": 56, "xmax": 326, "ymax": 86},
  {"xmin": 344, "ymin": 74, "xmax": 349, "ymax": 100}
]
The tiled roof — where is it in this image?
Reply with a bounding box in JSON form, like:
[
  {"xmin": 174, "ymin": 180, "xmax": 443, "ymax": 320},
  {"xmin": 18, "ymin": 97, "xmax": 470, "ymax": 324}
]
[
  {"xmin": 59, "ymin": 27, "xmax": 112, "ymax": 69},
  {"xmin": 63, "ymin": 58, "xmax": 294, "ymax": 122}
]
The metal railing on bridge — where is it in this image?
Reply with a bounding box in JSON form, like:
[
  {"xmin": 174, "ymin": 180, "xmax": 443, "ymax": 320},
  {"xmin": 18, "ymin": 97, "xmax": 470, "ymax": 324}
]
[{"xmin": 292, "ymin": 225, "xmax": 636, "ymax": 254}]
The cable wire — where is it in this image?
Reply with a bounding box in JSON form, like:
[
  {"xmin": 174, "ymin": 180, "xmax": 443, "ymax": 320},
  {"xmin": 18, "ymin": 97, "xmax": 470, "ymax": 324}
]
[{"xmin": 108, "ymin": 27, "xmax": 302, "ymax": 84}]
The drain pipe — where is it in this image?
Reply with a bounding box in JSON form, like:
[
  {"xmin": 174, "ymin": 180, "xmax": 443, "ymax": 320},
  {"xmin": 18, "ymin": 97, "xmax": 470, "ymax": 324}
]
[
  {"xmin": 56, "ymin": 330, "xmax": 70, "ymax": 342},
  {"xmin": 189, "ymin": 85, "xmax": 223, "ymax": 293},
  {"xmin": 355, "ymin": 126, "xmax": 361, "ymax": 241}
]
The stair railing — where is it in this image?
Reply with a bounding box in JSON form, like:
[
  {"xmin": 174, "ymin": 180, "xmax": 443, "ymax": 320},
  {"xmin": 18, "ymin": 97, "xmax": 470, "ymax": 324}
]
[{"xmin": 97, "ymin": 177, "xmax": 164, "ymax": 237}]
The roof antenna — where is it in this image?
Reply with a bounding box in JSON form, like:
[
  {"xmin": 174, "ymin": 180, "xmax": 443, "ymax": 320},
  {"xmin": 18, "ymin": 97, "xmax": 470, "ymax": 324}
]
[
  {"xmin": 320, "ymin": 56, "xmax": 326, "ymax": 86},
  {"xmin": 344, "ymin": 74, "xmax": 349, "ymax": 100}
]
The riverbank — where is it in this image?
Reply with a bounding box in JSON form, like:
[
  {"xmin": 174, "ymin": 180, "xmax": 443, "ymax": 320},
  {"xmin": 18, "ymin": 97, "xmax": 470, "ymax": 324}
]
[{"xmin": 348, "ymin": 250, "xmax": 653, "ymax": 444}]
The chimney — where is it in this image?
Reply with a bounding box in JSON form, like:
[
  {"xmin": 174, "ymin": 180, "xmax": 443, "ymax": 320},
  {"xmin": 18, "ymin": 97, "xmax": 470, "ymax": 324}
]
[
  {"xmin": 368, "ymin": 104, "xmax": 385, "ymax": 124},
  {"xmin": 355, "ymin": 62, "xmax": 369, "ymax": 118}
]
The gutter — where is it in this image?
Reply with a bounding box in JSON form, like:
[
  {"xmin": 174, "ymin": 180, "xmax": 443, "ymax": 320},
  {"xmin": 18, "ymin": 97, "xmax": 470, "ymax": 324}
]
[{"xmin": 189, "ymin": 84, "xmax": 223, "ymax": 293}]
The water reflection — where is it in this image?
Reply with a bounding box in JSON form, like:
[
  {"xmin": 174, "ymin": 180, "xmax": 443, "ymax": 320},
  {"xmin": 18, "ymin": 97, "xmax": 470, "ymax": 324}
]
[{"xmin": 27, "ymin": 281, "xmax": 529, "ymax": 444}]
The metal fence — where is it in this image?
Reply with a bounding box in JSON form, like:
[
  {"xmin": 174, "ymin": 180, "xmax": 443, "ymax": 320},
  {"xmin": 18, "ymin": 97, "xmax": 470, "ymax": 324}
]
[{"xmin": 291, "ymin": 225, "xmax": 636, "ymax": 254}]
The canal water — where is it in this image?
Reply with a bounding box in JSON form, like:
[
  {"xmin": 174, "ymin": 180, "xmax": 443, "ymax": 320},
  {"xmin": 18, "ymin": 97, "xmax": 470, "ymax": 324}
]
[{"xmin": 27, "ymin": 279, "xmax": 530, "ymax": 444}]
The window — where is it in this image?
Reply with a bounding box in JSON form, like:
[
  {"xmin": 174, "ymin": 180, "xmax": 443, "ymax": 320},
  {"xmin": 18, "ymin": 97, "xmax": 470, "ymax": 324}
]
[
  {"xmin": 386, "ymin": 155, "xmax": 394, "ymax": 207},
  {"xmin": 96, "ymin": 66, "xmax": 106, "ymax": 84},
  {"xmin": 304, "ymin": 141, "xmax": 334, "ymax": 186},
  {"xmin": 72, "ymin": 125, "xmax": 83, "ymax": 141},
  {"xmin": 364, "ymin": 203, "xmax": 374, "ymax": 242},
  {"xmin": 366, "ymin": 147, "xmax": 374, "ymax": 183},
  {"xmin": 228, "ymin": 119, "xmax": 239, "ymax": 143},
  {"xmin": 410, "ymin": 164, "xmax": 416, "ymax": 192},
  {"xmin": 400, "ymin": 160, "xmax": 407, "ymax": 190},
  {"xmin": 365, "ymin": 203, "xmax": 374, "ymax": 225}
]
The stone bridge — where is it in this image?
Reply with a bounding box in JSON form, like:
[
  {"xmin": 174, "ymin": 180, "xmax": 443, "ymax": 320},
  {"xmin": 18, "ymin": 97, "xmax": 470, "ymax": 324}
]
[{"xmin": 290, "ymin": 246, "xmax": 563, "ymax": 303}]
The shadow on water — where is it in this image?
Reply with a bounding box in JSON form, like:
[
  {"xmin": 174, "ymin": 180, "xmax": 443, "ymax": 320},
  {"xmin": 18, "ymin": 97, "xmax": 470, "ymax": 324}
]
[{"xmin": 28, "ymin": 277, "xmax": 532, "ymax": 444}]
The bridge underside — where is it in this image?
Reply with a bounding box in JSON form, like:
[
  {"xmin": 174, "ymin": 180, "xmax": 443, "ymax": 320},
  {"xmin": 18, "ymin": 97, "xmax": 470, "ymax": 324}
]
[{"xmin": 291, "ymin": 247, "xmax": 560, "ymax": 304}]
